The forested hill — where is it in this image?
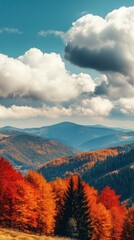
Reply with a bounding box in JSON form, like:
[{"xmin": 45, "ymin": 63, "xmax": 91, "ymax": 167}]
[
  {"xmin": 0, "ymin": 134, "xmax": 75, "ymax": 171},
  {"xmin": 38, "ymin": 143, "xmax": 134, "ymax": 205}
]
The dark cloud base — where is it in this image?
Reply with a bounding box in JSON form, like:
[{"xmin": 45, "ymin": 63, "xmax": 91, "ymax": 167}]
[
  {"xmin": 95, "ymin": 81, "xmax": 108, "ymax": 96},
  {"xmin": 64, "ymin": 43, "xmax": 128, "ymax": 74}
]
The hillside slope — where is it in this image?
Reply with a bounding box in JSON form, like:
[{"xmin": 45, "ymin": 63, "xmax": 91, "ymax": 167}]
[
  {"xmin": 38, "ymin": 143, "xmax": 134, "ymax": 205},
  {"xmin": 81, "ymin": 131, "xmax": 134, "ymax": 150},
  {"xmin": 0, "ymin": 134, "xmax": 75, "ymax": 171}
]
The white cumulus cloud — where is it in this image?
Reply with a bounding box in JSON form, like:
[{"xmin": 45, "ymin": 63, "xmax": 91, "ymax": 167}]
[
  {"xmin": 72, "ymin": 97, "xmax": 114, "ymax": 117},
  {"xmin": 0, "ymin": 105, "xmax": 73, "ymax": 119},
  {"xmin": 118, "ymin": 98, "xmax": 134, "ymax": 114},
  {"xmin": 65, "ymin": 6, "xmax": 134, "ymax": 76},
  {"xmin": 64, "ymin": 6, "xmax": 134, "ymax": 100},
  {"xmin": 0, "ymin": 48, "xmax": 96, "ymax": 102},
  {"xmin": 0, "ymin": 96, "xmax": 113, "ymax": 119}
]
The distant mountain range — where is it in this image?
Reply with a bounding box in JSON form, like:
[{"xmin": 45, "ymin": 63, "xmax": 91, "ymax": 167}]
[
  {"xmin": 0, "ymin": 134, "xmax": 75, "ymax": 172},
  {"xmin": 0, "ymin": 122, "xmax": 134, "ymax": 151},
  {"xmin": 38, "ymin": 143, "xmax": 134, "ymax": 205}
]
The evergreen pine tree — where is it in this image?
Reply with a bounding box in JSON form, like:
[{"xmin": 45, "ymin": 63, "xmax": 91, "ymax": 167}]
[
  {"xmin": 56, "ymin": 177, "xmax": 77, "ymax": 237},
  {"xmin": 56, "ymin": 176, "xmax": 93, "ymax": 239},
  {"xmin": 76, "ymin": 177, "xmax": 93, "ymax": 240}
]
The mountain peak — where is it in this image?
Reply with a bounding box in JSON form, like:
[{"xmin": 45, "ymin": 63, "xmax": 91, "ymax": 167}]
[{"xmin": 49, "ymin": 121, "xmax": 79, "ymax": 127}]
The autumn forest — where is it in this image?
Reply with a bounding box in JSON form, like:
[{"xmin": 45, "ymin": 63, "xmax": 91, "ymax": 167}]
[{"xmin": 0, "ymin": 157, "xmax": 133, "ymax": 240}]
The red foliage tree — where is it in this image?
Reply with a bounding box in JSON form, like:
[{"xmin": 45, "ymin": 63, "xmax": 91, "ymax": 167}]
[
  {"xmin": 97, "ymin": 186, "xmax": 121, "ymax": 209},
  {"xmin": 98, "ymin": 186, "xmax": 126, "ymax": 240},
  {"xmin": 0, "ymin": 157, "xmax": 22, "ymax": 227}
]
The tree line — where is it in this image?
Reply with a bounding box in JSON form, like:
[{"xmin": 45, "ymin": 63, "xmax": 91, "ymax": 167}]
[
  {"xmin": 83, "ymin": 149, "xmax": 134, "ymax": 203},
  {"xmin": 0, "ymin": 157, "xmax": 133, "ymax": 239}
]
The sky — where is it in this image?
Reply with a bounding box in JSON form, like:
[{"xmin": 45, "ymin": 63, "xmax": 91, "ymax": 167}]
[{"xmin": 0, "ymin": 0, "xmax": 134, "ymax": 128}]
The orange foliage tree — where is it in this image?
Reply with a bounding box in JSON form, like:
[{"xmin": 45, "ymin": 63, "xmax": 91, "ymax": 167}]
[
  {"xmin": 26, "ymin": 171, "xmax": 56, "ymax": 235},
  {"xmin": 91, "ymin": 202, "xmax": 112, "ymax": 240},
  {"xmin": 13, "ymin": 179, "xmax": 37, "ymax": 232},
  {"xmin": 84, "ymin": 184, "xmax": 112, "ymax": 240},
  {"xmin": 122, "ymin": 204, "xmax": 134, "ymax": 240},
  {"xmin": 51, "ymin": 178, "xmax": 67, "ymax": 217},
  {"xmin": 84, "ymin": 182, "xmax": 98, "ymax": 206}
]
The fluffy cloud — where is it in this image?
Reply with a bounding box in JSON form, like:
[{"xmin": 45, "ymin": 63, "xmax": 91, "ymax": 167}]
[
  {"xmin": 72, "ymin": 97, "xmax": 114, "ymax": 117},
  {"xmin": 0, "ymin": 48, "xmax": 95, "ymax": 102},
  {"xmin": 0, "ymin": 48, "xmax": 114, "ymax": 120},
  {"xmin": 0, "ymin": 97, "xmax": 113, "ymax": 119},
  {"xmin": 117, "ymin": 98, "xmax": 134, "ymax": 114},
  {"xmin": 0, "ymin": 105, "xmax": 73, "ymax": 119},
  {"xmin": 1, "ymin": 6, "xmax": 134, "ymax": 123},
  {"xmin": 64, "ymin": 6, "xmax": 134, "ymax": 76},
  {"xmin": 64, "ymin": 7, "xmax": 134, "ymax": 100},
  {"xmin": 95, "ymin": 73, "xmax": 134, "ymax": 99}
]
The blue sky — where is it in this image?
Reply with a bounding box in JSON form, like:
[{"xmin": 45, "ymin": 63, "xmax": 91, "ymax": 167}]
[
  {"xmin": 0, "ymin": 0, "xmax": 134, "ymax": 128},
  {"xmin": 0, "ymin": 0, "xmax": 134, "ymax": 57}
]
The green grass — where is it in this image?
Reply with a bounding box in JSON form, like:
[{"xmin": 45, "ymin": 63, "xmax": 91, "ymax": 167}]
[{"xmin": 0, "ymin": 228, "xmax": 71, "ymax": 240}]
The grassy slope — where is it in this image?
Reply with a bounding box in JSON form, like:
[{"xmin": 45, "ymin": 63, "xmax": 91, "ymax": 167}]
[{"xmin": 0, "ymin": 228, "xmax": 71, "ymax": 240}]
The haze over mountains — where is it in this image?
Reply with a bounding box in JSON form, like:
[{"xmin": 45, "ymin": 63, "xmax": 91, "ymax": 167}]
[{"xmin": 0, "ymin": 122, "xmax": 134, "ymax": 151}]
